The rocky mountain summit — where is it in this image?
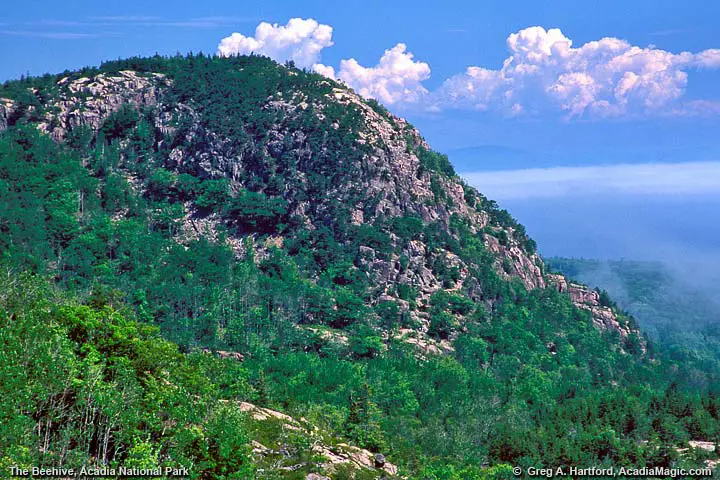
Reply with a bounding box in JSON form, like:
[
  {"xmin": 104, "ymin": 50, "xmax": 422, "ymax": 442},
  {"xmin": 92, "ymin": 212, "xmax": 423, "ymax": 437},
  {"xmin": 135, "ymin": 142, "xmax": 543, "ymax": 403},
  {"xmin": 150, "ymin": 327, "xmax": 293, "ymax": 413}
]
[{"xmin": 0, "ymin": 58, "xmax": 639, "ymax": 347}]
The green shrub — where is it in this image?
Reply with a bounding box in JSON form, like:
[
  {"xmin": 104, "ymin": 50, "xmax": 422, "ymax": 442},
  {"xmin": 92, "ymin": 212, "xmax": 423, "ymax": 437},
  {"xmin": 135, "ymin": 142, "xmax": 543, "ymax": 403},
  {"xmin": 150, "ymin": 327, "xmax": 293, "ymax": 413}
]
[
  {"xmin": 101, "ymin": 105, "xmax": 139, "ymax": 141},
  {"xmin": 226, "ymin": 190, "xmax": 288, "ymax": 234}
]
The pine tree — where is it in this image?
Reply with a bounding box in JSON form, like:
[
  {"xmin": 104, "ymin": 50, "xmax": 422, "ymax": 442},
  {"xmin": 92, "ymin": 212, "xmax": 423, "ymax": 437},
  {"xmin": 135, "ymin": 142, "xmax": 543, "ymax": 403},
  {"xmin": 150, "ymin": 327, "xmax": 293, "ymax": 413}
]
[{"xmin": 346, "ymin": 382, "xmax": 386, "ymax": 452}]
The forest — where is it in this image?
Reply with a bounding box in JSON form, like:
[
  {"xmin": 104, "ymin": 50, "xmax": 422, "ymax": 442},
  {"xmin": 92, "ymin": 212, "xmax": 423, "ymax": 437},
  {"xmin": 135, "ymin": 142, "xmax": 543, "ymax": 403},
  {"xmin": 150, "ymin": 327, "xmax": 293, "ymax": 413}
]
[
  {"xmin": 1, "ymin": 54, "xmax": 719, "ymax": 479},
  {"xmin": 547, "ymin": 257, "xmax": 720, "ymax": 378}
]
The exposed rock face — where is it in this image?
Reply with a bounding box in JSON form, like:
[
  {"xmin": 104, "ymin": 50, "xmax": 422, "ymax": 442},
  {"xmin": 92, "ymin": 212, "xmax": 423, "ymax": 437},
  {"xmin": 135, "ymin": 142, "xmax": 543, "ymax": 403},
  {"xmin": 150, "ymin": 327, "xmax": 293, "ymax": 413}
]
[
  {"xmin": 215, "ymin": 350, "xmax": 245, "ymax": 362},
  {"xmin": 237, "ymin": 400, "xmax": 399, "ymax": 477},
  {"xmin": 567, "ymin": 283, "xmax": 634, "ymax": 336},
  {"xmin": 0, "ymin": 99, "xmax": 13, "ymax": 131},
  {"xmin": 3, "ymin": 66, "xmax": 637, "ymax": 342},
  {"xmin": 37, "ymin": 71, "xmax": 167, "ymax": 141},
  {"xmin": 485, "ymin": 233, "xmax": 545, "ymax": 290},
  {"xmin": 394, "ymin": 328, "xmax": 455, "ymax": 358},
  {"xmin": 547, "ymin": 273, "xmax": 567, "ymax": 293},
  {"xmin": 327, "ymin": 90, "xmax": 486, "ymax": 227},
  {"xmin": 305, "ymin": 474, "xmax": 330, "ymax": 480},
  {"xmin": 585, "ymin": 305, "xmax": 633, "ymax": 337},
  {"xmin": 689, "ymin": 440, "xmax": 716, "ymax": 452},
  {"xmin": 295, "ymin": 88, "xmax": 546, "ymax": 313},
  {"xmin": 201, "ymin": 348, "xmax": 246, "ymax": 362},
  {"xmin": 238, "ymin": 401, "xmax": 295, "ymax": 423},
  {"xmin": 547, "ymin": 276, "xmax": 638, "ymax": 339},
  {"xmin": 568, "ymin": 283, "xmax": 600, "ymax": 305}
]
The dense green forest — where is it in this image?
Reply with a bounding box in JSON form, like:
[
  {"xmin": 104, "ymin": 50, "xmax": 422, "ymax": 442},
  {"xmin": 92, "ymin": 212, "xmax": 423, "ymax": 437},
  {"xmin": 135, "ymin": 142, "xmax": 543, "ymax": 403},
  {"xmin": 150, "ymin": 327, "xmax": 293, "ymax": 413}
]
[
  {"xmin": 547, "ymin": 258, "xmax": 720, "ymax": 378},
  {"xmin": 1, "ymin": 54, "xmax": 719, "ymax": 479}
]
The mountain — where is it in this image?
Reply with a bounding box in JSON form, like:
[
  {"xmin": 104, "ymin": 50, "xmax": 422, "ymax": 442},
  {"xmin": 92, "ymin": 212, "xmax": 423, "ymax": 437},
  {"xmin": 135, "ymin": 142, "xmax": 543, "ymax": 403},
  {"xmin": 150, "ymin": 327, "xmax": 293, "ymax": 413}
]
[{"xmin": 1, "ymin": 55, "xmax": 718, "ymax": 479}]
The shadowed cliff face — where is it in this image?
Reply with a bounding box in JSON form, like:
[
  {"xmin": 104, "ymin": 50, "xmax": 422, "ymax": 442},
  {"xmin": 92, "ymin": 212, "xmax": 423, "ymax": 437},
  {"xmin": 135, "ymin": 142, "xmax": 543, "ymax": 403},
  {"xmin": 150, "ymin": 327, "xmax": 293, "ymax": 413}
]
[{"xmin": 0, "ymin": 58, "xmax": 638, "ymax": 344}]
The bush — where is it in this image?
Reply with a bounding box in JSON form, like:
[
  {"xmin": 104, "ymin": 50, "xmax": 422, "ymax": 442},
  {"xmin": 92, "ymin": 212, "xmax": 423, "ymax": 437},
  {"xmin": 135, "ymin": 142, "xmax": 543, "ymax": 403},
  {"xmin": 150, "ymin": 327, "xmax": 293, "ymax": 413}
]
[
  {"xmin": 331, "ymin": 288, "xmax": 367, "ymax": 329},
  {"xmin": 349, "ymin": 325, "xmax": 384, "ymax": 359},
  {"xmin": 392, "ymin": 215, "xmax": 424, "ymax": 241},
  {"xmin": 375, "ymin": 301, "xmax": 401, "ymax": 330},
  {"xmin": 352, "ymin": 224, "xmax": 392, "ymax": 255},
  {"xmin": 100, "ymin": 105, "xmax": 139, "ymax": 141},
  {"xmin": 429, "ymin": 311, "xmax": 458, "ymax": 339},
  {"xmin": 195, "ymin": 179, "xmax": 230, "ymax": 211},
  {"xmin": 598, "ymin": 288, "xmax": 614, "ymax": 308},
  {"xmin": 417, "ymin": 146, "xmax": 456, "ymax": 177},
  {"xmin": 225, "ymin": 190, "xmax": 288, "ymax": 234},
  {"xmin": 430, "ymin": 291, "xmax": 475, "ymax": 315},
  {"xmin": 147, "ymin": 168, "xmax": 177, "ymax": 200}
]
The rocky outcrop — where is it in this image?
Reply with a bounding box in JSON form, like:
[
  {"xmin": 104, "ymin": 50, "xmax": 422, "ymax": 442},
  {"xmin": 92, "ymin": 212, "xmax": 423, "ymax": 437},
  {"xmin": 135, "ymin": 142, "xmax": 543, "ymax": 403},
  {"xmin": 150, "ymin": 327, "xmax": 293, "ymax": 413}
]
[
  {"xmin": 201, "ymin": 347, "xmax": 246, "ymax": 362},
  {"xmin": 330, "ymin": 443, "xmax": 398, "ymax": 476},
  {"xmin": 37, "ymin": 71, "xmax": 167, "ymax": 141},
  {"xmin": 485, "ymin": 233, "xmax": 545, "ymax": 290},
  {"xmin": 567, "ymin": 283, "xmax": 635, "ymax": 337},
  {"xmin": 547, "ymin": 273, "xmax": 568, "ymax": 293},
  {"xmin": 584, "ymin": 305, "xmax": 634, "ymax": 337},
  {"xmin": 237, "ymin": 400, "xmax": 399, "ymax": 477},
  {"xmin": 394, "ymin": 328, "xmax": 455, "ymax": 358},
  {"xmin": 568, "ymin": 283, "xmax": 601, "ymax": 305},
  {"xmin": 238, "ymin": 401, "xmax": 295, "ymax": 423},
  {"xmin": 215, "ymin": 350, "xmax": 245, "ymax": 362},
  {"xmin": 548, "ymin": 275, "xmax": 638, "ymax": 339},
  {"xmin": 329, "ymin": 90, "xmax": 485, "ymax": 227},
  {"xmin": 303, "ymin": 88, "xmax": 544, "ymax": 303},
  {"xmin": 0, "ymin": 99, "xmax": 13, "ymax": 131},
  {"xmin": 689, "ymin": 440, "xmax": 716, "ymax": 453}
]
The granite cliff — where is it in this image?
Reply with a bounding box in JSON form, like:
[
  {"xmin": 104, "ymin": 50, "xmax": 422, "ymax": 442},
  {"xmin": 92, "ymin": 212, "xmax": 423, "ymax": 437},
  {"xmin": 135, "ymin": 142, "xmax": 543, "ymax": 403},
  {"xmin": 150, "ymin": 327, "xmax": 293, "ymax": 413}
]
[{"xmin": 0, "ymin": 60, "xmax": 639, "ymax": 347}]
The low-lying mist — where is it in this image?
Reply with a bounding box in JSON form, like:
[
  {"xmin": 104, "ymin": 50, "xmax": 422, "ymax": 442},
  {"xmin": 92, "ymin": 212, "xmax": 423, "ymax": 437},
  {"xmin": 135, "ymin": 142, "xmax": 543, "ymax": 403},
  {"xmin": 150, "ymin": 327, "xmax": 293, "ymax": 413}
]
[
  {"xmin": 498, "ymin": 194, "xmax": 720, "ymax": 308},
  {"xmin": 497, "ymin": 193, "xmax": 720, "ymax": 361}
]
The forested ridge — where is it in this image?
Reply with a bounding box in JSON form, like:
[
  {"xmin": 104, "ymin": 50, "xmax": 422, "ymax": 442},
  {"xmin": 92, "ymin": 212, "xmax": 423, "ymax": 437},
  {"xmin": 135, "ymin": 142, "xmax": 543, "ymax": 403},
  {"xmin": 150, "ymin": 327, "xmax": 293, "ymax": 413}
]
[
  {"xmin": 1, "ymin": 54, "xmax": 719, "ymax": 479},
  {"xmin": 547, "ymin": 257, "xmax": 720, "ymax": 377}
]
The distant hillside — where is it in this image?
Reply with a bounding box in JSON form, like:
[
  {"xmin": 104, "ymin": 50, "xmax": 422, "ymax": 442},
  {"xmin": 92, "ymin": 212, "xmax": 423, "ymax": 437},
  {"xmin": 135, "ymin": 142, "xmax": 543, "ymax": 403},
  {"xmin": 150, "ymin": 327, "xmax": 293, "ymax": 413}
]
[{"xmin": 547, "ymin": 257, "xmax": 720, "ymax": 367}]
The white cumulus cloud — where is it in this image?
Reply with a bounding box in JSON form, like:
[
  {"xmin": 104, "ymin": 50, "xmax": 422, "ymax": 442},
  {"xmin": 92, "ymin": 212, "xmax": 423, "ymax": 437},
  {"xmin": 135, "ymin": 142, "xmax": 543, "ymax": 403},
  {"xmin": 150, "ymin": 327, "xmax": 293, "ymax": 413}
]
[
  {"xmin": 217, "ymin": 18, "xmax": 333, "ymax": 68},
  {"xmin": 327, "ymin": 43, "xmax": 431, "ymax": 105},
  {"xmin": 695, "ymin": 48, "xmax": 720, "ymax": 68},
  {"xmin": 217, "ymin": 20, "xmax": 720, "ymax": 117},
  {"xmin": 436, "ymin": 26, "xmax": 720, "ymax": 117},
  {"xmin": 337, "ymin": 43, "xmax": 430, "ymax": 105},
  {"xmin": 311, "ymin": 62, "xmax": 336, "ymax": 79}
]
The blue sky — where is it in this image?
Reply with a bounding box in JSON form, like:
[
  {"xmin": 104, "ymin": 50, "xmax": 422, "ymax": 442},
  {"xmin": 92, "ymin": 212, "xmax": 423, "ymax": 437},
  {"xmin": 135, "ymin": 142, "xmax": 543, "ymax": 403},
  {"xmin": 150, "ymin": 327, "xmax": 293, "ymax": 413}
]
[{"xmin": 2, "ymin": 0, "xmax": 719, "ymax": 266}]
